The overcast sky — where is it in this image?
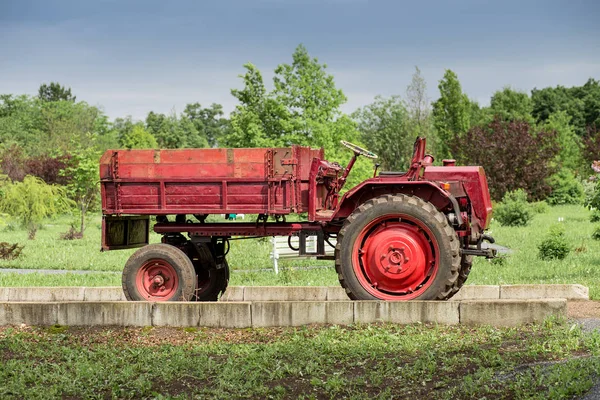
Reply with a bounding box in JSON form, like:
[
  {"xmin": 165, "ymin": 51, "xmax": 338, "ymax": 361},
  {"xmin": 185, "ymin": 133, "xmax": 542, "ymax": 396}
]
[{"xmin": 1, "ymin": 0, "xmax": 598, "ymax": 120}]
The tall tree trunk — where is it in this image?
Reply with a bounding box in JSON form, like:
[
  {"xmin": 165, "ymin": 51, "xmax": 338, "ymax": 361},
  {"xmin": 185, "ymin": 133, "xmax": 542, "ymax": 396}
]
[{"xmin": 80, "ymin": 202, "xmax": 85, "ymax": 236}]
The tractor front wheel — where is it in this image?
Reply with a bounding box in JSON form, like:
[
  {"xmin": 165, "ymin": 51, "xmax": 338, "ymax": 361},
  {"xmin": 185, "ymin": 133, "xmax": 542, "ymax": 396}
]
[
  {"xmin": 122, "ymin": 244, "xmax": 196, "ymax": 301},
  {"xmin": 335, "ymin": 194, "xmax": 460, "ymax": 300}
]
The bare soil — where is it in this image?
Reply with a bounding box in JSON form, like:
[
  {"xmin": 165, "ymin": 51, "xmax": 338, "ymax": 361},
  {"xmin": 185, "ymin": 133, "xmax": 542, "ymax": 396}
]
[{"xmin": 568, "ymin": 301, "xmax": 600, "ymax": 319}]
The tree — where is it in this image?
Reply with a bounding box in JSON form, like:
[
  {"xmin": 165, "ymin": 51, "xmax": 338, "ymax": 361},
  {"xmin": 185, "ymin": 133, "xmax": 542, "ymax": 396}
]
[
  {"xmin": 121, "ymin": 124, "xmax": 158, "ymax": 149},
  {"xmin": 0, "ymin": 176, "xmax": 72, "ymax": 239},
  {"xmin": 38, "ymin": 82, "xmax": 76, "ymax": 102},
  {"xmin": 449, "ymin": 118, "xmax": 559, "ymax": 200},
  {"xmin": 40, "ymin": 100, "xmax": 103, "ymax": 154},
  {"xmin": 61, "ymin": 147, "xmax": 101, "ymax": 236},
  {"xmin": 228, "ymin": 45, "xmax": 372, "ymax": 187},
  {"xmin": 531, "ymin": 78, "xmax": 600, "ymax": 136},
  {"xmin": 227, "ymin": 63, "xmax": 285, "ymax": 148},
  {"xmin": 489, "ymin": 87, "xmax": 534, "ymax": 123},
  {"xmin": 353, "ymin": 96, "xmax": 413, "ymax": 171},
  {"xmin": 183, "ymin": 103, "xmax": 230, "ymax": 147},
  {"xmin": 542, "ymin": 111, "xmax": 583, "ymax": 172},
  {"xmin": 432, "ymin": 70, "xmax": 471, "ymax": 159},
  {"xmin": 405, "ymin": 66, "xmax": 432, "ymax": 139},
  {"xmin": 146, "ymin": 111, "xmax": 208, "ymax": 149},
  {"xmin": 583, "ymin": 125, "xmax": 600, "ymax": 170}
]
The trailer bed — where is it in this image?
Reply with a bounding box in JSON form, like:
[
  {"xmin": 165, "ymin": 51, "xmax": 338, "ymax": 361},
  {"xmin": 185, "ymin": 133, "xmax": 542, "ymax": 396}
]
[{"xmin": 100, "ymin": 146, "xmax": 324, "ymax": 216}]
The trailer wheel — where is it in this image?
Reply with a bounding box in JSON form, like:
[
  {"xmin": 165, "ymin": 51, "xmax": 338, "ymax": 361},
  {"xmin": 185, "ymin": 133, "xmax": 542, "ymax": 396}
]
[
  {"xmin": 122, "ymin": 244, "xmax": 196, "ymax": 301},
  {"xmin": 335, "ymin": 194, "xmax": 460, "ymax": 300},
  {"xmin": 188, "ymin": 243, "xmax": 229, "ymax": 302}
]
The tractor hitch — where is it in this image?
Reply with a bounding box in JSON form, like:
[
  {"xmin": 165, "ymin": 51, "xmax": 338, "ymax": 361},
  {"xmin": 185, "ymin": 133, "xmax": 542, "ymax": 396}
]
[{"xmin": 461, "ymin": 234, "xmax": 497, "ymax": 259}]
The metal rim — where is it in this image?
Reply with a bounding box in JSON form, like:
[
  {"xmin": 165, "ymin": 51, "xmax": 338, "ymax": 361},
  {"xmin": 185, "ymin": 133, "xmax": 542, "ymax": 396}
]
[
  {"xmin": 195, "ymin": 269, "xmax": 212, "ymax": 297},
  {"xmin": 135, "ymin": 258, "xmax": 180, "ymax": 301},
  {"xmin": 352, "ymin": 213, "xmax": 438, "ymax": 300}
]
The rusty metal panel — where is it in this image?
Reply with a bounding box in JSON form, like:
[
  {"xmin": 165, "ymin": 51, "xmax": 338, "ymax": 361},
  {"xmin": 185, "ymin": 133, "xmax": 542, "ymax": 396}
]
[
  {"xmin": 102, "ymin": 215, "xmax": 150, "ymax": 250},
  {"xmin": 100, "ymin": 145, "xmax": 323, "ymax": 216}
]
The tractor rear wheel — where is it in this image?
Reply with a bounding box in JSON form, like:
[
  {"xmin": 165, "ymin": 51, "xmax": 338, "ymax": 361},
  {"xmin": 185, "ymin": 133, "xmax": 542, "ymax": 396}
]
[
  {"xmin": 186, "ymin": 243, "xmax": 229, "ymax": 301},
  {"xmin": 335, "ymin": 194, "xmax": 461, "ymax": 300},
  {"xmin": 122, "ymin": 244, "xmax": 196, "ymax": 301}
]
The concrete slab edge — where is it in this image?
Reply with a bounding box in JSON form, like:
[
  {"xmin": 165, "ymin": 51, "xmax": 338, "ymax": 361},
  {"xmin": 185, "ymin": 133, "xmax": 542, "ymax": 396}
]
[
  {"xmin": 0, "ymin": 299, "xmax": 567, "ymax": 328},
  {"xmin": 0, "ymin": 284, "xmax": 589, "ymax": 302}
]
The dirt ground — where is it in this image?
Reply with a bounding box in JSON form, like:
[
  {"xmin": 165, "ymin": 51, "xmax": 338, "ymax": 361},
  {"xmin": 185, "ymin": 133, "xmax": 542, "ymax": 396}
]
[{"xmin": 568, "ymin": 301, "xmax": 600, "ymax": 319}]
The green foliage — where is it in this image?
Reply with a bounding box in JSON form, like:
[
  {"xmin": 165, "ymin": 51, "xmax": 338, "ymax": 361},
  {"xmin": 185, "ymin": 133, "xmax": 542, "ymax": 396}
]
[
  {"xmin": 494, "ymin": 189, "xmax": 533, "ymax": 227},
  {"xmin": 585, "ymin": 180, "xmax": 600, "ymax": 210},
  {"xmin": 538, "ymin": 224, "xmax": 570, "ymax": 260},
  {"xmin": 38, "ymin": 82, "xmax": 76, "ymax": 102},
  {"xmin": 0, "ymin": 176, "xmax": 72, "ymax": 238},
  {"xmin": 227, "ymin": 45, "xmax": 372, "ymax": 186},
  {"xmin": 489, "ymin": 87, "xmax": 534, "ymax": 123},
  {"xmin": 592, "ymin": 226, "xmax": 600, "ymax": 240},
  {"xmin": 146, "ymin": 111, "xmax": 208, "ymax": 149},
  {"xmin": 543, "ymin": 111, "xmax": 584, "ymax": 171},
  {"xmin": 546, "ymin": 168, "xmax": 584, "ymax": 205},
  {"xmin": 590, "ymin": 209, "xmax": 600, "ymax": 223},
  {"xmin": 183, "ymin": 103, "xmax": 230, "ymax": 147},
  {"xmin": 531, "ymin": 201, "xmax": 550, "ymax": 214},
  {"xmin": 432, "ymin": 69, "xmax": 471, "ymax": 158},
  {"xmin": 120, "ymin": 124, "xmax": 157, "ymax": 149},
  {"xmin": 352, "ymin": 95, "xmax": 413, "ymax": 171},
  {"xmin": 532, "ymin": 78, "xmax": 600, "ymax": 136},
  {"xmin": 61, "ymin": 147, "xmax": 101, "ymax": 236}
]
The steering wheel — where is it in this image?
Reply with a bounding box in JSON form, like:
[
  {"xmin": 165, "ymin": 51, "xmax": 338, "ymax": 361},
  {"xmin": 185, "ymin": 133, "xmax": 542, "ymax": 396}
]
[{"xmin": 340, "ymin": 140, "xmax": 378, "ymax": 159}]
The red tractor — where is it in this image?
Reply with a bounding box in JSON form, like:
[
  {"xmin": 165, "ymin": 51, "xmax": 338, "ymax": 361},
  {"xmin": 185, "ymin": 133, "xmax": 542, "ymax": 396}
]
[{"xmin": 100, "ymin": 138, "xmax": 495, "ymax": 302}]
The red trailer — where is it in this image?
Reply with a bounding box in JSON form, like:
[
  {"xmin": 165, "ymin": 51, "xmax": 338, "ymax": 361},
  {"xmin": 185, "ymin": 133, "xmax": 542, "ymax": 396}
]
[{"xmin": 100, "ymin": 139, "xmax": 495, "ymax": 302}]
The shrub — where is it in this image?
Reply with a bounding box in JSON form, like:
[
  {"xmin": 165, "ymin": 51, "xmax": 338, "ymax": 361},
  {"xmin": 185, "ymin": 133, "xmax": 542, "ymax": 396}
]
[
  {"xmin": 531, "ymin": 201, "xmax": 550, "ymax": 214},
  {"xmin": 546, "ymin": 168, "xmax": 585, "ymax": 205},
  {"xmin": 0, "ymin": 176, "xmax": 73, "ymax": 239},
  {"xmin": 583, "ymin": 125, "xmax": 600, "ymax": 169},
  {"xmin": 0, "ymin": 242, "xmax": 24, "ymax": 260},
  {"xmin": 591, "ymin": 209, "xmax": 600, "ymax": 223},
  {"xmin": 60, "ymin": 226, "xmax": 83, "ymax": 240},
  {"xmin": 538, "ymin": 225, "xmax": 570, "ymax": 260},
  {"xmin": 449, "ymin": 118, "xmax": 559, "ymax": 200},
  {"xmin": 494, "ymin": 189, "xmax": 533, "ymax": 226},
  {"xmin": 592, "ymin": 226, "xmax": 600, "ymax": 241}
]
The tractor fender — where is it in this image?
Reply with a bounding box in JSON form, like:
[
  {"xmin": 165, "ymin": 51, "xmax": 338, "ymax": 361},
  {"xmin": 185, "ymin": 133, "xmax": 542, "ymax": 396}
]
[{"xmin": 330, "ymin": 179, "xmax": 460, "ymax": 222}]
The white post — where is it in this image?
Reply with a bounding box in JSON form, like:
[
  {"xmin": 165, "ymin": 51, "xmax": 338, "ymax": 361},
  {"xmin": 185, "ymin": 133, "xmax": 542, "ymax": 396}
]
[{"xmin": 271, "ymin": 236, "xmax": 279, "ymax": 274}]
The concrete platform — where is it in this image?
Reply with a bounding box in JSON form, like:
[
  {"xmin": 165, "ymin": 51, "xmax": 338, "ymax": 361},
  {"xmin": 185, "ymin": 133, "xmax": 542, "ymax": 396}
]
[
  {"xmin": 0, "ymin": 298, "xmax": 567, "ymax": 328},
  {"xmin": 0, "ymin": 284, "xmax": 589, "ymax": 302}
]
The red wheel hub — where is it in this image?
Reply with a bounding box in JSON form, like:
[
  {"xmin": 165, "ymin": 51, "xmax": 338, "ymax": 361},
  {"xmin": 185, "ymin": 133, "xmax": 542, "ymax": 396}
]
[
  {"xmin": 135, "ymin": 259, "xmax": 179, "ymax": 301},
  {"xmin": 352, "ymin": 215, "xmax": 438, "ymax": 300}
]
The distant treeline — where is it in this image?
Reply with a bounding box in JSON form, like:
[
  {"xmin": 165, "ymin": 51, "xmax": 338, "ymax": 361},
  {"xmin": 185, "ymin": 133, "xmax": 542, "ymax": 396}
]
[{"xmin": 1, "ymin": 45, "xmax": 599, "ymax": 202}]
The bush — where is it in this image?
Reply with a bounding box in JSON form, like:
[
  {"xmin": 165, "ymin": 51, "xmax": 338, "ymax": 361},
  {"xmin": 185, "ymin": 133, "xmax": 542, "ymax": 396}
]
[
  {"xmin": 449, "ymin": 118, "xmax": 559, "ymax": 200},
  {"xmin": 592, "ymin": 226, "xmax": 600, "ymax": 241},
  {"xmin": 60, "ymin": 226, "xmax": 83, "ymax": 240},
  {"xmin": 0, "ymin": 242, "xmax": 24, "ymax": 260},
  {"xmin": 546, "ymin": 168, "xmax": 585, "ymax": 205},
  {"xmin": 531, "ymin": 201, "xmax": 550, "ymax": 214},
  {"xmin": 591, "ymin": 209, "xmax": 600, "ymax": 223},
  {"xmin": 494, "ymin": 189, "xmax": 533, "ymax": 227},
  {"xmin": 538, "ymin": 225, "xmax": 570, "ymax": 260},
  {"xmin": 0, "ymin": 176, "xmax": 73, "ymax": 239}
]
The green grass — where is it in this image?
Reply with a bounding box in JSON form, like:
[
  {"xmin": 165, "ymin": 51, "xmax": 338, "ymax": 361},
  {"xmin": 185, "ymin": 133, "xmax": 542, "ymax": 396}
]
[
  {"xmin": 0, "ymin": 318, "xmax": 598, "ymax": 399},
  {"xmin": 0, "ymin": 206, "xmax": 599, "ymax": 299},
  {"xmin": 468, "ymin": 204, "xmax": 600, "ymax": 299}
]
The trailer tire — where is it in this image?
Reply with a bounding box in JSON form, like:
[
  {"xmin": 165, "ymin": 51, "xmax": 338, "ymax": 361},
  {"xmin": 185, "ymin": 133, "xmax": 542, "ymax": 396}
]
[
  {"xmin": 188, "ymin": 243, "xmax": 229, "ymax": 302},
  {"xmin": 122, "ymin": 244, "xmax": 196, "ymax": 302},
  {"xmin": 335, "ymin": 194, "xmax": 461, "ymax": 300}
]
